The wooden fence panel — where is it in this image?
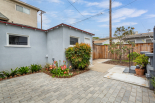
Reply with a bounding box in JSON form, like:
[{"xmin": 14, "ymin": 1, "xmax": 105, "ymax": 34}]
[{"xmin": 93, "ymin": 43, "xmax": 153, "ymax": 60}]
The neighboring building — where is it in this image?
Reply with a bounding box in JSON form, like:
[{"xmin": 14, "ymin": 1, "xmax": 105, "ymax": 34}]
[
  {"xmin": 94, "ymin": 32, "xmax": 154, "ymax": 45},
  {"xmin": 123, "ymin": 32, "xmax": 153, "ymax": 43},
  {"xmin": 0, "ymin": 0, "xmax": 40, "ymax": 27},
  {"xmin": 0, "ymin": 21, "xmax": 94, "ymax": 71}
]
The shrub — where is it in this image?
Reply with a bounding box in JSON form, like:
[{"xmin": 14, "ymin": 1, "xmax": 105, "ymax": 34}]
[
  {"xmin": 45, "ymin": 63, "xmax": 50, "ymax": 69},
  {"xmin": 30, "ymin": 64, "xmax": 42, "ymax": 73},
  {"xmin": 133, "ymin": 54, "xmax": 149, "ymax": 69},
  {"xmin": 151, "ymin": 76, "xmax": 155, "ymax": 90},
  {"xmin": 10, "ymin": 68, "xmax": 18, "ymax": 77},
  {"xmin": 18, "ymin": 66, "xmax": 30, "ymax": 75},
  {"xmin": 50, "ymin": 60, "xmax": 72, "ymax": 77},
  {"xmin": 2, "ymin": 71, "xmax": 11, "ymax": 77},
  {"xmin": 127, "ymin": 52, "xmax": 140, "ymax": 60},
  {"xmin": 65, "ymin": 43, "xmax": 91, "ymax": 70}
]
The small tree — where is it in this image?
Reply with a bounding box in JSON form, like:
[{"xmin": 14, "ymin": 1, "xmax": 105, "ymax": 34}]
[{"xmin": 109, "ymin": 26, "xmax": 135, "ymax": 63}]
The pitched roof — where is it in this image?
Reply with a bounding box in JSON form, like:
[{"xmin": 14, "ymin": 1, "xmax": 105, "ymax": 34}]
[
  {"xmin": 123, "ymin": 32, "xmax": 153, "ymax": 39},
  {"xmin": 0, "ymin": 20, "xmax": 95, "ymax": 36},
  {"xmin": 0, "ymin": 12, "xmax": 9, "ymax": 21},
  {"xmin": 47, "ymin": 23, "xmax": 95, "ymax": 36}
]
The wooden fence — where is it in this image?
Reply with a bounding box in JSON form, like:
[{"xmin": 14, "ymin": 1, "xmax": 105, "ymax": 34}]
[{"xmin": 93, "ymin": 43, "xmax": 153, "ymax": 60}]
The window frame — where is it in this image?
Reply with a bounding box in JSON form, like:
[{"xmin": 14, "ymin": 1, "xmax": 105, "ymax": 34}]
[
  {"xmin": 145, "ymin": 38, "xmax": 153, "ymax": 43},
  {"xmin": 5, "ymin": 33, "xmax": 30, "ymax": 48},
  {"xmin": 69, "ymin": 36, "xmax": 79, "ymax": 47},
  {"xmin": 16, "ymin": 4, "xmax": 30, "ymax": 14}
]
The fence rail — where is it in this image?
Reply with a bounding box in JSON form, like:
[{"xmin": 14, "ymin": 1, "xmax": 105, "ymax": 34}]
[{"xmin": 93, "ymin": 43, "xmax": 153, "ymax": 60}]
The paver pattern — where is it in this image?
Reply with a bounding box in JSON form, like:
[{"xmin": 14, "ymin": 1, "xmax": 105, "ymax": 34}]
[{"xmin": 0, "ymin": 70, "xmax": 155, "ymax": 103}]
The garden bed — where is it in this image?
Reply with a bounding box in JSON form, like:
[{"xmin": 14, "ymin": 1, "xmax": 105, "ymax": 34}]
[
  {"xmin": 0, "ymin": 70, "xmax": 42, "ymax": 81},
  {"xmin": 104, "ymin": 59, "xmax": 135, "ymax": 66},
  {"xmin": 43, "ymin": 69, "xmax": 90, "ymax": 78}
]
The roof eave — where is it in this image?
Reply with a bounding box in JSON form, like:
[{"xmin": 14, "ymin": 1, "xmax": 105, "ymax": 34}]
[{"xmin": 12, "ymin": 0, "xmax": 40, "ymax": 11}]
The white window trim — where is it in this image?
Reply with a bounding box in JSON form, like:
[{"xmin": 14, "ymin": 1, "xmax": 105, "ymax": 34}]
[
  {"xmin": 69, "ymin": 35, "xmax": 80, "ymax": 47},
  {"xmin": 5, "ymin": 33, "xmax": 30, "ymax": 48},
  {"xmin": 15, "ymin": 4, "xmax": 30, "ymax": 14}
]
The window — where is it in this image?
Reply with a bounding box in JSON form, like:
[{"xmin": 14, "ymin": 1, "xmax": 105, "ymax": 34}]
[
  {"xmin": 9, "ymin": 35, "xmax": 28, "ymax": 45},
  {"xmin": 6, "ymin": 33, "xmax": 30, "ymax": 47},
  {"xmin": 146, "ymin": 39, "xmax": 152, "ymax": 43},
  {"xmin": 16, "ymin": 5, "xmax": 30, "ymax": 14},
  {"xmin": 70, "ymin": 37, "xmax": 78, "ymax": 45}
]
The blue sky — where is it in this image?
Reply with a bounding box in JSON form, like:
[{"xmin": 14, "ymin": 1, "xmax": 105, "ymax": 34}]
[{"xmin": 21, "ymin": 0, "xmax": 155, "ymax": 38}]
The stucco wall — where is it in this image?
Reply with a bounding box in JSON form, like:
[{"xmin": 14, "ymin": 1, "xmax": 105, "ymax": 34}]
[
  {"xmin": 47, "ymin": 27, "xmax": 64, "ymax": 64},
  {"xmin": 0, "ymin": 23, "xmax": 47, "ymax": 71},
  {"xmin": 0, "ymin": 23, "xmax": 93, "ymax": 71},
  {"xmin": 0, "ymin": 0, "xmax": 38, "ymax": 27},
  {"xmin": 62, "ymin": 26, "xmax": 93, "ymax": 64}
]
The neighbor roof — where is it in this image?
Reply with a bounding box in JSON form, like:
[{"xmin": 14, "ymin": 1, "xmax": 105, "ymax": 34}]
[
  {"xmin": 123, "ymin": 32, "xmax": 153, "ymax": 39},
  {"xmin": 11, "ymin": 0, "xmax": 40, "ymax": 11},
  {"xmin": 0, "ymin": 20, "xmax": 95, "ymax": 36},
  {"xmin": 0, "ymin": 12, "xmax": 9, "ymax": 21},
  {"xmin": 94, "ymin": 39, "xmax": 107, "ymax": 44}
]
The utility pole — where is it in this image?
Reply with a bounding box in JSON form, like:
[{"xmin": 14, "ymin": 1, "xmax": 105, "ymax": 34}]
[
  {"xmin": 109, "ymin": 0, "xmax": 112, "ymax": 45},
  {"xmin": 39, "ymin": 10, "xmax": 46, "ymax": 29}
]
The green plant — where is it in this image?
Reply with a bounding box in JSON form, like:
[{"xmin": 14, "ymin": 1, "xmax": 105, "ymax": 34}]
[
  {"xmin": 10, "ymin": 68, "xmax": 18, "ymax": 77},
  {"xmin": 133, "ymin": 54, "xmax": 149, "ymax": 69},
  {"xmin": 65, "ymin": 43, "xmax": 91, "ymax": 70},
  {"xmin": 127, "ymin": 52, "xmax": 140, "ymax": 60},
  {"xmin": 2, "ymin": 71, "xmax": 11, "ymax": 77},
  {"xmin": 151, "ymin": 76, "xmax": 155, "ymax": 90},
  {"xmin": 18, "ymin": 66, "xmax": 30, "ymax": 75},
  {"xmin": 50, "ymin": 60, "xmax": 71, "ymax": 77},
  {"xmin": 30, "ymin": 64, "xmax": 42, "ymax": 73},
  {"xmin": 109, "ymin": 26, "xmax": 135, "ymax": 63},
  {"xmin": 45, "ymin": 63, "xmax": 50, "ymax": 69}
]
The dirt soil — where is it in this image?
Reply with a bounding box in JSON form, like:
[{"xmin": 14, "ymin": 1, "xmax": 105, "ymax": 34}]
[{"xmin": 104, "ymin": 60, "xmax": 134, "ymax": 66}]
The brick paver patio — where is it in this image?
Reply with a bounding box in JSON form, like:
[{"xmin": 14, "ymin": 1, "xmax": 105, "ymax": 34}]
[{"xmin": 0, "ymin": 70, "xmax": 155, "ymax": 103}]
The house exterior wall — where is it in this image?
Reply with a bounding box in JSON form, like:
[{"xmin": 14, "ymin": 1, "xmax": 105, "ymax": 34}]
[
  {"xmin": 0, "ymin": 23, "xmax": 93, "ymax": 71},
  {"xmin": 47, "ymin": 27, "xmax": 64, "ymax": 64},
  {"xmin": 0, "ymin": 23, "xmax": 47, "ymax": 71},
  {"xmin": 62, "ymin": 26, "xmax": 93, "ymax": 64},
  {"xmin": 0, "ymin": 0, "xmax": 38, "ymax": 27}
]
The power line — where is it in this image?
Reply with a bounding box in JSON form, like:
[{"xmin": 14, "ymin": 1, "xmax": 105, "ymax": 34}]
[
  {"xmin": 70, "ymin": 0, "xmax": 137, "ymax": 26},
  {"xmin": 66, "ymin": 0, "xmax": 85, "ymax": 17},
  {"xmin": 129, "ymin": 0, "xmax": 153, "ymax": 42}
]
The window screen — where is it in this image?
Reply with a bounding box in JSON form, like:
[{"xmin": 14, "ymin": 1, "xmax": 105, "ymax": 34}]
[
  {"xmin": 9, "ymin": 35, "xmax": 28, "ymax": 45},
  {"xmin": 16, "ymin": 5, "xmax": 23, "ymax": 12},
  {"xmin": 16, "ymin": 5, "xmax": 30, "ymax": 14},
  {"xmin": 23, "ymin": 8, "xmax": 30, "ymax": 14},
  {"xmin": 146, "ymin": 39, "xmax": 152, "ymax": 43},
  {"xmin": 70, "ymin": 37, "xmax": 78, "ymax": 45}
]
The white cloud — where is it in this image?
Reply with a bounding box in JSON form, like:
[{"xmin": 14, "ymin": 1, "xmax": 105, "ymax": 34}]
[
  {"xmin": 65, "ymin": 18, "xmax": 77, "ymax": 24},
  {"xmin": 87, "ymin": 0, "xmax": 122, "ymax": 8},
  {"xmin": 145, "ymin": 14, "xmax": 155, "ymax": 18},
  {"xmin": 84, "ymin": 29, "xmax": 99, "ymax": 33},
  {"xmin": 100, "ymin": 22, "xmax": 137, "ymax": 28},
  {"xmin": 98, "ymin": 8, "xmax": 147, "ymax": 23}
]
